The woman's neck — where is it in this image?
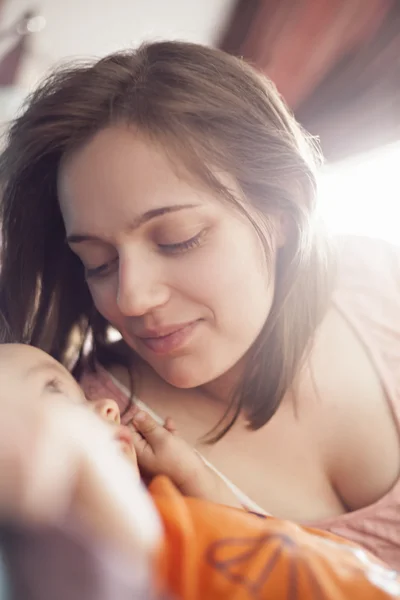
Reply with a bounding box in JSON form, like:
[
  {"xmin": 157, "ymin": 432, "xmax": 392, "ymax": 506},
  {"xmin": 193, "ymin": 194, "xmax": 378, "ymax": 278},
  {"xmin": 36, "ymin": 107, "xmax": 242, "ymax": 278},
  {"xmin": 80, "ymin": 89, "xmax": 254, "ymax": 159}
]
[{"xmin": 200, "ymin": 359, "xmax": 246, "ymax": 406}]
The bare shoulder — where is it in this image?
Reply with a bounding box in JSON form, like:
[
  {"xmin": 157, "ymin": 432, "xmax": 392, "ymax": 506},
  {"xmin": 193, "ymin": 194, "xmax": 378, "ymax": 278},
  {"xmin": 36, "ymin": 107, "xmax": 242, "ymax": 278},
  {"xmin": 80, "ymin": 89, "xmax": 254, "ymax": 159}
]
[
  {"xmin": 335, "ymin": 235, "xmax": 400, "ymax": 289},
  {"xmin": 305, "ymin": 306, "xmax": 400, "ymax": 511}
]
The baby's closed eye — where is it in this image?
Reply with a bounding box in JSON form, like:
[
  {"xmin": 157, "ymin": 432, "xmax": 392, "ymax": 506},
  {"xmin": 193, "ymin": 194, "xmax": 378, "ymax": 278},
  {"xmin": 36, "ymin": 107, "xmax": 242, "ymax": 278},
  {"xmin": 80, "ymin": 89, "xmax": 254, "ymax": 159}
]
[{"xmin": 42, "ymin": 375, "xmax": 86, "ymax": 406}]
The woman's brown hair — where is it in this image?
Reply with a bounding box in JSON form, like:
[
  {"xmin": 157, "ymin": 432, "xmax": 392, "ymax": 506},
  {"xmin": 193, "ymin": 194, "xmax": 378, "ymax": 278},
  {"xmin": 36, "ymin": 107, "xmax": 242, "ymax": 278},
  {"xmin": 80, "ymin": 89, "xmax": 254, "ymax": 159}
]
[{"xmin": 0, "ymin": 41, "xmax": 333, "ymax": 440}]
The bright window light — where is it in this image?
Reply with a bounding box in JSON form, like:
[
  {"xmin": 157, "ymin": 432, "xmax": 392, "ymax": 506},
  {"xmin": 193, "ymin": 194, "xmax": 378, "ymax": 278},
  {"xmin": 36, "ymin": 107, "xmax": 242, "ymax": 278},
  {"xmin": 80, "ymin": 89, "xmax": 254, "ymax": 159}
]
[{"xmin": 318, "ymin": 141, "xmax": 400, "ymax": 246}]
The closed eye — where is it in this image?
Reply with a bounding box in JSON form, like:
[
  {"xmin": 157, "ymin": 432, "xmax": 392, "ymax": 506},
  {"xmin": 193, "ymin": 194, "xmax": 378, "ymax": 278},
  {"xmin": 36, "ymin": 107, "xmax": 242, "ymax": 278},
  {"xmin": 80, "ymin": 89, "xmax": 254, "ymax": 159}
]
[
  {"xmin": 84, "ymin": 230, "xmax": 206, "ymax": 277},
  {"xmin": 43, "ymin": 376, "xmax": 84, "ymax": 405},
  {"xmin": 44, "ymin": 377, "xmax": 65, "ymax": 394},
  {"xmin": 85, "ymin": 257, "xmax": 119, "ymax": 279},
  {"xmin": 158, "ymin": 231, "xmax": 205, "ymax": 255}
]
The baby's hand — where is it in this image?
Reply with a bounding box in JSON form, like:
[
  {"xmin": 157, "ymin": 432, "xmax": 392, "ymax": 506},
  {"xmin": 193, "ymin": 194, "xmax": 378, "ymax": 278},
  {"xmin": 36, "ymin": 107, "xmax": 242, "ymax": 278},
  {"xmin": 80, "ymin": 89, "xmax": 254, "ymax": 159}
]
[
  {"xmin": 130, "ymin": 411, "xmax": 242, "ymax": 508},
  {"xmin": 129, "ymin": 411, "xmax": 204, "ymax": 494}
]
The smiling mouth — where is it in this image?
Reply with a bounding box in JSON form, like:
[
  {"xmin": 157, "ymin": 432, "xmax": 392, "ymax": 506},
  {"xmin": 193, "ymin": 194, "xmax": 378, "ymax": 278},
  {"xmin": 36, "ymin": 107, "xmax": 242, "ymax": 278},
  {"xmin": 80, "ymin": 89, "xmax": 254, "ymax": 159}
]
[
  {"xmin": 137, "ymin": 321, "xmax": 198, "ymax": 339},
  {"xmin": 136, "ymin": 320, "xmax": 200, "ymax": 355}
]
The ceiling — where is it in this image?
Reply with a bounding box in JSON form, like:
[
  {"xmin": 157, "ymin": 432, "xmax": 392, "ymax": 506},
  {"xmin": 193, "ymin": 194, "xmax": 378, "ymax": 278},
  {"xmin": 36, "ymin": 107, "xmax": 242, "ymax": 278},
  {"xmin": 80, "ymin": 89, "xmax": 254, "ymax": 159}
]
[{"xmin": 1, "ymin": 0, "xmax": 236, "ymax": 87}]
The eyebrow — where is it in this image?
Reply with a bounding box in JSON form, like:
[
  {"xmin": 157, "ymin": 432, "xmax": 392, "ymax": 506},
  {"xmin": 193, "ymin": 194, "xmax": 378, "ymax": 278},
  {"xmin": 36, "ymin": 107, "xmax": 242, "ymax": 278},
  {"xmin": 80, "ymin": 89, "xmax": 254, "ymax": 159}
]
[{"xmin": 66, "ymin": 204, "xmax": 199, "ymax": 244}]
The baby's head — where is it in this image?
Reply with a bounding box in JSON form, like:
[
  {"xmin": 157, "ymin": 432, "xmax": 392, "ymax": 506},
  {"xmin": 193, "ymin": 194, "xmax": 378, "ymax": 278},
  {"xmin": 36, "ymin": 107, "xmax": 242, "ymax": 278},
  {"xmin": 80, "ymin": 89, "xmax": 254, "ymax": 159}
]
[
  {"xmin": 0, "ymin": 343, "xmax": 85, "ymax": 404},
  {"xmin": 0, "ymin": 343, "xmax": 137, "ymax": 466},
  {"xmin": 0, "ymin": 342, "xmax": 162, "ymax": 581}
]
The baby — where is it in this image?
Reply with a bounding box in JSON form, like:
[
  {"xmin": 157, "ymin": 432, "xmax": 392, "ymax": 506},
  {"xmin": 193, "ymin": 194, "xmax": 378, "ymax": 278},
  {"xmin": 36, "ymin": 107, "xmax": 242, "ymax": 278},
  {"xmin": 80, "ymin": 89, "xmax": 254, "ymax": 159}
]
[
  {"xmin": 0, "ymin": 343, "xmax": 399, "ymax": 600},
  {"xmin": 0, "ymin": 341, "xmax": 240, "ymax": 508}
]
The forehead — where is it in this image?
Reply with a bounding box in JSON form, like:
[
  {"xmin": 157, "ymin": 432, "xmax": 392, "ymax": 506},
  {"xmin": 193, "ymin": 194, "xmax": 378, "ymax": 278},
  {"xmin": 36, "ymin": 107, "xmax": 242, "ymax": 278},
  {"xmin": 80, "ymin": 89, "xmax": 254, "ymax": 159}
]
[
  {"xmin": 0, "ymin": 343, "xmax": 50, "ymax": 366},
  {"xmin": 57, "ymin": 126, "xmax": 225, "ymax": 235},
  {"xmin": 0, "ymin": 344, "xmax": 66, "ymax": 379}
]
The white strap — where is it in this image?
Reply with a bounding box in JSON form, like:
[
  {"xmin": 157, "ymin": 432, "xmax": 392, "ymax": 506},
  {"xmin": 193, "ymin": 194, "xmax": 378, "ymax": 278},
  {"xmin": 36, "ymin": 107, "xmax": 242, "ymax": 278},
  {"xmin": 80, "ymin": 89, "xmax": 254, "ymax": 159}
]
[{"xmin": 109, "ymin": 373, "xmax": 268, "ymax": 516}]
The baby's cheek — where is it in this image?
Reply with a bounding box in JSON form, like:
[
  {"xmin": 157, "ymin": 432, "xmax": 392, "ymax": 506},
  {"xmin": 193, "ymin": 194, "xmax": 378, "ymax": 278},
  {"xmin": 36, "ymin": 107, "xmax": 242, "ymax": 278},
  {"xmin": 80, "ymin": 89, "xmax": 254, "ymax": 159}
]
[{"xmin": 122, "ymin": 443, "xmax": 140, "ymax": 478}]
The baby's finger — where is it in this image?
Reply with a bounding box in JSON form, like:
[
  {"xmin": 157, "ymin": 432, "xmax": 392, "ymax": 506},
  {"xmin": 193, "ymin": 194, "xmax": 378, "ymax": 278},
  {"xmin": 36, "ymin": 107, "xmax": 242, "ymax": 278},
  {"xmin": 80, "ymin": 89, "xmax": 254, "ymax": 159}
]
[
  {"xmin": 164, "ymin": 417, "xmax": 177, "ymax": 435},
  {"xmin": 132, "ymin": 411, "xmax": 169, "ymax": 451},
  {"xmin": 129, "ymin": 426, "xmax": 147, "ymax": 454},
  {"xmin": 128, "ymin": 427, "xmax": 152, "ymax": 471}
]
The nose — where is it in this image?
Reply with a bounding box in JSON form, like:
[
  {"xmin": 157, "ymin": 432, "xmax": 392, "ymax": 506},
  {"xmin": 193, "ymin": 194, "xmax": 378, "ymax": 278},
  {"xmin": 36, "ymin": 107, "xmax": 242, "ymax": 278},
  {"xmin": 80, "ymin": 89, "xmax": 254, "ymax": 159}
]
[
  {"xmin": 92, "ymin": 399, "xmax": 121, "ymax": 425},
  {"xmin": 117, "ymin": 252, "xmax": 170, "ymax": 317}
]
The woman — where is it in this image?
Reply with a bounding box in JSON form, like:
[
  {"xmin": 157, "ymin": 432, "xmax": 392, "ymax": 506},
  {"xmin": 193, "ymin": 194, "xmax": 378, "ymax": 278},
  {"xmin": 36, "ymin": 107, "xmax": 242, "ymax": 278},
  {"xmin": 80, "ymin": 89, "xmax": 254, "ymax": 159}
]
[{"xmin": 0, "ymin": 41, "xmax": 399, "ymax": 566}]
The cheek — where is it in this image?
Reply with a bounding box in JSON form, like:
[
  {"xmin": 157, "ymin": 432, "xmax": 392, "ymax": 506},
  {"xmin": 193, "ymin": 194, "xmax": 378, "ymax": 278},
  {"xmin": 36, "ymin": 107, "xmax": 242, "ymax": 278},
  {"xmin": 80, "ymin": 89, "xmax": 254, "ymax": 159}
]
[
  {"xmin": 88, "ymin": 279, "xmax": 121, "ymax": 324},
  {"xmin": 209, "ymin": 246, "xmax": 273, "ymax": 355},
  {"xmin": 171, "ymin": 226, "xmax": 271, "ymax": 326},
  {"xmin": 213, "ymin": 246, "xmax": 272, "ymax": 330}
]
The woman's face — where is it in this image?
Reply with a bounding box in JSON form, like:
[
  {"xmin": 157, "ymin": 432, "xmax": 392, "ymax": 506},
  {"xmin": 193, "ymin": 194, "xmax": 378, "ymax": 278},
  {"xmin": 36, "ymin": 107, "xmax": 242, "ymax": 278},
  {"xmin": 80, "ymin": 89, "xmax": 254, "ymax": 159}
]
[{"xmin": 58, "ymin": 126, "xmax": 278, "ymax": 389}]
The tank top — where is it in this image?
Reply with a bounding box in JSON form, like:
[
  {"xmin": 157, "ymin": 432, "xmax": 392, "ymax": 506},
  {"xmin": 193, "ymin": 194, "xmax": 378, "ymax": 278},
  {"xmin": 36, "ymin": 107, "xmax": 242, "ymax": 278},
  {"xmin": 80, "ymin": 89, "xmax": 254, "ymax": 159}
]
[{"xmin": 80, "ymin": 235, "xmax": 400, "ymax": 569}]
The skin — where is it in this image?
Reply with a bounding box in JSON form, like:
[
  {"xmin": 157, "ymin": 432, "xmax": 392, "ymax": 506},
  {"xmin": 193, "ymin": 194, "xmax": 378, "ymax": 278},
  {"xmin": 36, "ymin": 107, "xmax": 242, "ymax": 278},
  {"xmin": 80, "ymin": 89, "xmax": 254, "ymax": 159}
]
[
  {"xmin": 59, "ymin": 126, "xmax": 278, "ymax": 395},
  {"xmin": 0, "ymin": 343, "xmax": 160, "ymax": 558},
  {"xmin": 0, "ymin": 342, "xmax": 138, "ymax": 466},
  {"xmin": 58, "ymin": 126, "xmax": 400, "ymax": 522},
  {"xmin": 1, "ymin": 347, "xmax": 398, "ymax": 596},
  {"xmin": 0, "ymin": 343, "xmax": 241, "ymax": 509}
]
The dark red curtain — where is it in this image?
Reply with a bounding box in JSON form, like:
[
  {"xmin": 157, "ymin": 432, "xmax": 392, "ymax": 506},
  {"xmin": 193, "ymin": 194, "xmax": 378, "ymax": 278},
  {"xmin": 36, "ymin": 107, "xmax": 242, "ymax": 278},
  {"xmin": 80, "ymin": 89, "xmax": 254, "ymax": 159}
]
[{"xmin": 220, "ymin": 0, "xmax": 400, "ymax": 161}]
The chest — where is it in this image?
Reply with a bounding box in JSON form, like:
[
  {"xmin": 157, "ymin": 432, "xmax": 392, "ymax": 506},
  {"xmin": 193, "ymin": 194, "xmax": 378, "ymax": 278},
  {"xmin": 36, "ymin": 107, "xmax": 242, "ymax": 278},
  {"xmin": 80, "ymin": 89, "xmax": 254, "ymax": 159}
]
[
  {"xmin": 198, "ymin": 410, "xmax": 346, "ymax": 521},
  {"xmin": 118, "ymin": 363, "xmax": 345, "ymax": 520},
  {"xmin": 110, "ymin": 307, "xmax": 399, "ymax": 521}
]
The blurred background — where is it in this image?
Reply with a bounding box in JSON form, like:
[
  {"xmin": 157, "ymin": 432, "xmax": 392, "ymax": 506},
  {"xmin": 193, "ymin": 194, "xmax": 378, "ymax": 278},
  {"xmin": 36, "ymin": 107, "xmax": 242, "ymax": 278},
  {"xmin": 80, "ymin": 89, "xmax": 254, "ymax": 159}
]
[{"xmin": 0, "ymin": 0, "xmax": 399, "ymax": 243}]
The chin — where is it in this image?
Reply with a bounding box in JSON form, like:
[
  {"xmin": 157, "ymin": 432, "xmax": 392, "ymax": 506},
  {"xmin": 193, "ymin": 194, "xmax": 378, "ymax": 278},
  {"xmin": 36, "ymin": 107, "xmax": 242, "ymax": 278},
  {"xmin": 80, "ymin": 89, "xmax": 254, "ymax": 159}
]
[
  {"xmin": 153, "ymin": 361, "xmax": 215, "ymax": 389},
  {"xmin": 159, "ymin": 369, "xmax": 205, "ymax": 389},
  {"xmin": 154, "ymin": 354, "xmax": 235, "ymax": 390}
]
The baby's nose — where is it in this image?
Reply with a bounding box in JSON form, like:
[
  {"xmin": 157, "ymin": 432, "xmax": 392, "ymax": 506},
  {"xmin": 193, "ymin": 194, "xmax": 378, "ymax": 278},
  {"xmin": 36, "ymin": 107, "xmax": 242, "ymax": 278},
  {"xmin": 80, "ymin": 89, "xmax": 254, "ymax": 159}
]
[{"xmin": 92, "ymin": 399, "xmax": 121, "ymax": 425}]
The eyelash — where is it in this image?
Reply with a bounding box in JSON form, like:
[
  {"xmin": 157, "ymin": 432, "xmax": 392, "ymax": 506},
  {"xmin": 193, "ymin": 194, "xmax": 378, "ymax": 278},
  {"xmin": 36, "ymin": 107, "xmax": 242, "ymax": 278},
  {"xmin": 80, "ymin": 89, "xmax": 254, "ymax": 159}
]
[
  {"xmin": 45, "ymin": 377, "xmax": 64, "ymax": 394},
  {"xmin": 85, "ymin": 257, "xmax": 118, "ymax": 279},
  {"xmin": 158, "ymin": 232, "xmax": 203, "ymax": 255},
  {"xmin": 85, "ymin": 232, "xmax": 204, "ymax": 279}
]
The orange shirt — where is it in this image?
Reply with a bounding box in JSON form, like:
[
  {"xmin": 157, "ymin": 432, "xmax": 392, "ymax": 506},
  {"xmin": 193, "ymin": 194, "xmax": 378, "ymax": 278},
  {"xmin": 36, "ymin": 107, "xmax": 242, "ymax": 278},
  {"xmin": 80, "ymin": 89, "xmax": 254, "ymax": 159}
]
[{"xmin": 150, "ymin": 477, "xmax": 400, "ymax": 600}]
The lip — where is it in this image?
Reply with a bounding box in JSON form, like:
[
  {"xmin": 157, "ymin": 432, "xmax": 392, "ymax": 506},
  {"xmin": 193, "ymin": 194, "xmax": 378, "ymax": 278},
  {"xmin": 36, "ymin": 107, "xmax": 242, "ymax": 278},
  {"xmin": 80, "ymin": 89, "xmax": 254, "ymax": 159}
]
[
  {"xmin": 137, "ymin": 321, "xmax": 197, "ymax": 339},
  {"xmin": 136, "ymin": 320, "xmax": 200, "ymax": 355},
  {"xmin": 115, "ymin": 425, "xmax": 133, "ymax": 449}
]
